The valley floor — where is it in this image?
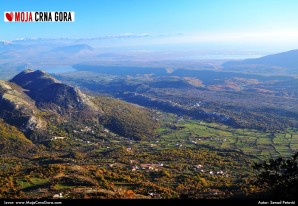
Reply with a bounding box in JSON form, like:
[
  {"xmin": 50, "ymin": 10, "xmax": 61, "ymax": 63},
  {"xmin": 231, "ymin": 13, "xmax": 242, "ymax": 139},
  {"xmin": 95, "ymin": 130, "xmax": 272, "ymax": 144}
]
[{"xmin": 1, "ymin": 111, "xmax": 296, "ymax": 199}]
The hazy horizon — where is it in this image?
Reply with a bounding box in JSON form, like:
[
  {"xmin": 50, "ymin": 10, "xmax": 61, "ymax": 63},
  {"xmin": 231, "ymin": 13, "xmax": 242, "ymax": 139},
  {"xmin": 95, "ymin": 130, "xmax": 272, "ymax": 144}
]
[{"xmin": 1, "ymin": 0, "xmax": 298, "ymax": 55}]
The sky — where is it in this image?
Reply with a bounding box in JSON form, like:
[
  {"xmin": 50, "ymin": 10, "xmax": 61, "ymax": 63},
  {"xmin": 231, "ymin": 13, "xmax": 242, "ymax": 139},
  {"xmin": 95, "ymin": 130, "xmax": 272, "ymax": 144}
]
[{"xmin": 1, "ymin": 0, "xmax": 298, "ymax": 52}]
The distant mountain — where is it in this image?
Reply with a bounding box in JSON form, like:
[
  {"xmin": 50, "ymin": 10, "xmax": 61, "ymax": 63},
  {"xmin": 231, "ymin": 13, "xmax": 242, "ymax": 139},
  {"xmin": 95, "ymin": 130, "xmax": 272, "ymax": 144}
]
[
  {"xmin": 0, "ymin": 40, "xmax": 12, "ymax": 45},
  {"xmin": 0, "ymin": 42, "xmax": 96, "ymax": 68},
  {"xmin": 45, "ymin": 44, "xmax": 94, "ymax": 57},
  {"xmin": 223, "ymin": 50, "xmax": 298, "ymax": 75},
  {"xmin": 51, "ymin": 44, "xmax": 93, "ymax": 52}
]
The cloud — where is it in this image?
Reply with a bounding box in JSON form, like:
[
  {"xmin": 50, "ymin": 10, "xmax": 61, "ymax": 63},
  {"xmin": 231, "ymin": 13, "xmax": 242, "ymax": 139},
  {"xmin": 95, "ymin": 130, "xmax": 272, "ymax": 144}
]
[
  {"xmin": 7, "ymin": 31, "xmax": 298, "ymax": 52},
  {"xmin": 9, "ymin": 33, "xmax": 152, "ymax": 42},
  {"xmin": 94, "ymin": 33, "xmax": 152, "ymax": 39},
  {"xmin": 160, "ymin": 30, "xmax": 298, "ymax": 44}
]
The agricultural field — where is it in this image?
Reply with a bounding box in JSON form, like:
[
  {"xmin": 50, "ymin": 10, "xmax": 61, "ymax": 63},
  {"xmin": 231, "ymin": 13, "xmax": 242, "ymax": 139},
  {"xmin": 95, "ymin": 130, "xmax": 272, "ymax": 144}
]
[
  {"xmin": 1, "ymin": 111, "xmax": 297, "ymax": 199},
  {"xmin": 156, "ymin": 113, "xmax": 298, "ymax": 160}
]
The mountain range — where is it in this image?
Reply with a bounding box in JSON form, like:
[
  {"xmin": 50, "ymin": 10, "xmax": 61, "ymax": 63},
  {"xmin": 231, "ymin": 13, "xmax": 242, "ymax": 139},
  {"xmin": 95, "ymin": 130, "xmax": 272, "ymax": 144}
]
[
  {"xmin": 223, "ymin": 49, "xmax": 298, "ymax": 75},
  {"xmin": 0, "ymin": 70, "xmax": 158, "ymax": 144},
  {"xmin": 1, "ymin": 37, "xmax": 298, "ymax": 80}
]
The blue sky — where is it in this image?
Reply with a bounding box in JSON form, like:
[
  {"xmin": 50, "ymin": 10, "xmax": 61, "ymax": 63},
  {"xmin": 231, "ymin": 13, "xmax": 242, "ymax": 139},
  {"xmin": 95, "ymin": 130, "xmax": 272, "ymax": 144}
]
[{"xmin": 1, "ymin": 0, "xmax": 298, "ymax": 51}]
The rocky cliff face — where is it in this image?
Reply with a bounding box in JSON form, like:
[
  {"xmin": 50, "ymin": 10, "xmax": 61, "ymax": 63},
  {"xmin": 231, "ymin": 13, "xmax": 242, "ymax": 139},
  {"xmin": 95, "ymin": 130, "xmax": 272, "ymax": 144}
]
[
  {"xmin": 10, "ymin": 69, "xmax": 98, "ymax": 112},
  {"xmin": 0, "ymin": 70, "xmax": 100, "ymax": 141},
  {"xmin": 0, "ymin": 80, "xmax": 46, "ymax": 135},
  {"xmin": 0, "ymin": 69, "xmax": 156, "ymax": 143}
]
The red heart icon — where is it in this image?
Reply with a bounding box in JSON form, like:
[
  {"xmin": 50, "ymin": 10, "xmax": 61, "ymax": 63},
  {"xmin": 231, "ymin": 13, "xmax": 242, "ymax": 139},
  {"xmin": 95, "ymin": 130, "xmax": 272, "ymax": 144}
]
[{"xmin": 5, "ymin": 12, "xmax": 13, "ymax": 21}]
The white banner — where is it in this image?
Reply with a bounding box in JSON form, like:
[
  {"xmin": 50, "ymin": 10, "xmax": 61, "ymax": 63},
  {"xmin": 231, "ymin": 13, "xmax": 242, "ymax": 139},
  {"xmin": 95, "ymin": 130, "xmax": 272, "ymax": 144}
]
[{"xmin": 4, "ymin": 11, "xmax": 75, "ymax": 22}]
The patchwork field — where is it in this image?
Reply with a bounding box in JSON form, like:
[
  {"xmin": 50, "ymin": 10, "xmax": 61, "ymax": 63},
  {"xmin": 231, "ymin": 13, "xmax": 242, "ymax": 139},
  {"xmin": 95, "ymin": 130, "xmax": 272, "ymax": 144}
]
[{"xmin": 156, "ymin": 115, "xmax": 298, "ymax": 160}]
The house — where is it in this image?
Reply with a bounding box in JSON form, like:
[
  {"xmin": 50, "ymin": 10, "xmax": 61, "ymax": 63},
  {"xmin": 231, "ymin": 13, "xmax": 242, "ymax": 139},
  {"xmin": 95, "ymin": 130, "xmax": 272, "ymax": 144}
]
[
  {"xmin": 53, "ymin": 193, "xmax": 63, "ymax": 198},
  {"xmin": 148, "ymin": 192, "xmax": 161, "ymax": 198},
  {"xmin": 81, "ymin": 126, "xmax": 91, "ymax": 132},
  {"xmin": 103, "ymin": 129, "xmax": 109, "ymax": 133},
  {"xmin": 131, "ymin": 165, "xmax": 139, "ymax": 171},
  {"xmin": 130, "ymin": 160, "xmax": 138, "ymax": 164},
  {"xmin": 196, "ymin": 164, "xmax": 203, "ymax": 169},
  {"xmin": 126, "ymin": 147, "xmax": 132, "ymax": 152},
  {"xmin": 51, "ymin": 136, "xmax": 67, "ymax": 140},
  {"xmin": 140, "ymin": 163, "xmax": 161, "ymax": 171},
  {"xmin": 217, "ymin": 171, "xmax": 224, "ymax": 175}
]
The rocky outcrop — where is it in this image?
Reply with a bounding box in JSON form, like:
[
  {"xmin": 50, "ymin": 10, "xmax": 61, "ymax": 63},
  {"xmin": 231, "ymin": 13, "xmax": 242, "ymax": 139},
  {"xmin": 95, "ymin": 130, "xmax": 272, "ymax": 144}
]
[
  {"xmin": 0, "ymin": 80, "xmax": 46, "ymax": 136},
  {"xmin": 10, "ymin": 69, "xmax": 98, "ymax": 113},
  {"xmin": 0, "ymin": 70, "xmax": 102, "ymax": 142}
]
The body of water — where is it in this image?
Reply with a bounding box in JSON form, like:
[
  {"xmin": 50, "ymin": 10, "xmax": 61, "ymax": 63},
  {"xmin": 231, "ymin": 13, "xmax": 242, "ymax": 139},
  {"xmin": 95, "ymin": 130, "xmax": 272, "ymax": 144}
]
[{"xmin": 41, "ymin": 66, "xmax": 76, "ymax": 74}]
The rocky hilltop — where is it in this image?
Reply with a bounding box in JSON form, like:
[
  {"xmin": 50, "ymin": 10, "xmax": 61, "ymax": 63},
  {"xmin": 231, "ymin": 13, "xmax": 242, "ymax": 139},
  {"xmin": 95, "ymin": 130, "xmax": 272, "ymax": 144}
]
[
  {"xmin": 10, "ymin": 69, "xmax": 97, "ymax": 112},
  {"xmin": 0, "ymin": 80, "xmax": 45, "ymax": 136},
  {"xmin": 0, "ymin": 69, "xmax": 99, "ymax": 140},
  {"xmin": 0, "ymin": 69, "xmax": 157, "ymax": 142}
]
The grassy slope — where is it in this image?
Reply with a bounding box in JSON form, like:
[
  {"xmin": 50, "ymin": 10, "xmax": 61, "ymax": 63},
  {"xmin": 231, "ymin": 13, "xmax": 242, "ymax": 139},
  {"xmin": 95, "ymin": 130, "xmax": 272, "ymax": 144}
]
[
  {"xmin": 94, "ymin": 96, "xmax": 159, "ymax": 141},
  {"xmin": 0, "ymin": 119, "xmax": 33, "ymax": 154}
]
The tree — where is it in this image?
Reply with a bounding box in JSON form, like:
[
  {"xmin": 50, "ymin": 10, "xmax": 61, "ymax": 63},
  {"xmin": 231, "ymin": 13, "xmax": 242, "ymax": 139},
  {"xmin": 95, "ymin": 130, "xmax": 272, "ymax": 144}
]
[{"xmin": 252, "ymin": 152, "xmax": 298, "ymax": 199}]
